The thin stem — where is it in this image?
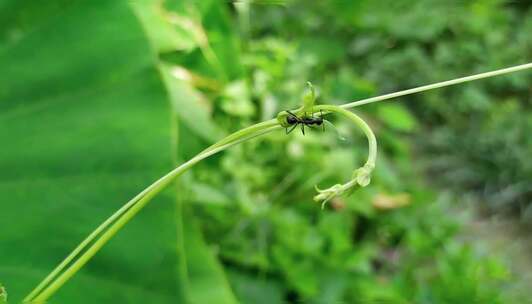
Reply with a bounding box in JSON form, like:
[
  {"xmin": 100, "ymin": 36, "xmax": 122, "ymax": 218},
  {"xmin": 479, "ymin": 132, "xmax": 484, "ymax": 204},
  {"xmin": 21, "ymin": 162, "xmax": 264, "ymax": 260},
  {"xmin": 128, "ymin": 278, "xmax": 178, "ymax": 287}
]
[
  {"xmin": 341, "ymin": 62, "xmax": 532, "ymax": 109},
  {"xmin": 202, "ymin": 119, "xmax": 278, "ymax": 153},
  {"xmin": 26, "ymin": 124, "xmax": 281, "ymax": 303}
]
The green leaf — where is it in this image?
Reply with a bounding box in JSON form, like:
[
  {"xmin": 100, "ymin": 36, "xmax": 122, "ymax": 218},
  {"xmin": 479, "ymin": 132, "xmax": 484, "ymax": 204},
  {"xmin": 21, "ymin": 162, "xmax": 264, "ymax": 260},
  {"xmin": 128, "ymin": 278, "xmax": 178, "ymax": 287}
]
[
  {"xmin": 0, "ymin": 1, "xmax": 181, "ymax": 303},
  {"xmin": 0, "ymin": 1, "xmax": 236, "ymax": 303},
  {"xmin": 0, "ymin": 1, "xmax": 179, "ymax": 302}
]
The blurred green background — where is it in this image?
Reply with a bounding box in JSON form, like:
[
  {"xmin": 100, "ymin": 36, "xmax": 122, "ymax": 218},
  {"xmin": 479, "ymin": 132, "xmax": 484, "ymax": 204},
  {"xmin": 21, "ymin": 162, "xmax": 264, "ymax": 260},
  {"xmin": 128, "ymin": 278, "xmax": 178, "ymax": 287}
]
[{"xmin": 0, "ymin": 0, "xmax": 531, "ymax": 303}]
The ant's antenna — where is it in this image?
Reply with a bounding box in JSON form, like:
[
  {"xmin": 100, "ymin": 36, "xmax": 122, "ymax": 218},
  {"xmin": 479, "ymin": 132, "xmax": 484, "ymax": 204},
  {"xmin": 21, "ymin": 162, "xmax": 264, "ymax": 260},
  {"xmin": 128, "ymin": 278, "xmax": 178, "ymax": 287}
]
[{"xmin": 323, "ymin": 120, "xmax": 346, "ymax": 141}]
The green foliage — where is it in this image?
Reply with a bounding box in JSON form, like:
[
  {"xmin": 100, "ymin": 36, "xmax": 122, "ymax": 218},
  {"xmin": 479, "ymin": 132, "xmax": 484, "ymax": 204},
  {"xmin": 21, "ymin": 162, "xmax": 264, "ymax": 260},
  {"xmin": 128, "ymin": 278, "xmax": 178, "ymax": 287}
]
[
  {"xmin": 169, "ymin": 0, "xmax": 523, "ymax": 302},
  {"xmin": 1, "ymin": 0, "xmax": 528, "ymax": 303},
  {"xmin": 424, "ymin": 100, "xmax": 532, "ymax": 218}
]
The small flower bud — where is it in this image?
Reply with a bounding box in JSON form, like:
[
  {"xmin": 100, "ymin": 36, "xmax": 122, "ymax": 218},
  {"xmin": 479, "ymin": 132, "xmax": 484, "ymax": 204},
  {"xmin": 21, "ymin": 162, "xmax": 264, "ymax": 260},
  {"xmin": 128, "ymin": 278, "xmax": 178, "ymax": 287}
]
[{"xmin": 302, "ymin": 81, "xmax": 316, "ymax": 110}]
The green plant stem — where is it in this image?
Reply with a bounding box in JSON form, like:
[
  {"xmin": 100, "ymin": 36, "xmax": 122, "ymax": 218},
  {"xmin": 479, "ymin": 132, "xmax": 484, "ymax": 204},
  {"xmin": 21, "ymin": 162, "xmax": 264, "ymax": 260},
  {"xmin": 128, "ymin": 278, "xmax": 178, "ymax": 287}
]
[
  {"xmin": 341, "ymin": 62, "xmax": 532, "ymax": 109},
  {"xmin": 26, "ymin": 124, "xmax": 281, "ymax": 303},
  {"xmin": 202, "ymin": 119, "xmax": 278, "ymax": 153}
]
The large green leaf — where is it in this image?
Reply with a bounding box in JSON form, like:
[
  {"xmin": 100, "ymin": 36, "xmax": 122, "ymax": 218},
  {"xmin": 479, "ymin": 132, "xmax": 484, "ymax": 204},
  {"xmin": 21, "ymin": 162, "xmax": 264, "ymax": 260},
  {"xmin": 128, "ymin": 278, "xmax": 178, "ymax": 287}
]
[
  {"xmin": 0, "ymin": 1, "xmax": 178, "ymax": 302},
  {"xmin": 0, "ymin": 0, "xmax": 236, "ymax": 303}
]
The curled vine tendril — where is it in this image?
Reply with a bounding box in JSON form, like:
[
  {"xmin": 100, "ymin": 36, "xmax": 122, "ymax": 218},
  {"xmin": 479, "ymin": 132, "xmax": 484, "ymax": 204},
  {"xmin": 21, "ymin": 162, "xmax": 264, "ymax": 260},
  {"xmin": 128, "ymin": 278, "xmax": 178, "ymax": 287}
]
[
  {"xmin": 276, "ymin": 82, "xmax": 378, "ymax": 208},
  {"xmin": 312, "ymin": 104, "xmax": 377, "ymax": 208}
]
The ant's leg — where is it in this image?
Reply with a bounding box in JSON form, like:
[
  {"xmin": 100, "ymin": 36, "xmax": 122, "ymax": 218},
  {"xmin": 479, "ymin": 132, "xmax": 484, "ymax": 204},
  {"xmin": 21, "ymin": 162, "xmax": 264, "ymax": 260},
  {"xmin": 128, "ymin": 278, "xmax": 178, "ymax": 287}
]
[
  {"xmin": 286, "ymin": 110, "xmax": 298, "ymax": 119},
  {"xmin": 286, "ymin": 123, "xmax": 298, "ymax": 134},
  {"xmin": 301, "ymin": 123, "xmax": 305, "ymax": 135},
  {"xmin": 320, "ymin": 110, "xmax": 325, "ymax": 132}
]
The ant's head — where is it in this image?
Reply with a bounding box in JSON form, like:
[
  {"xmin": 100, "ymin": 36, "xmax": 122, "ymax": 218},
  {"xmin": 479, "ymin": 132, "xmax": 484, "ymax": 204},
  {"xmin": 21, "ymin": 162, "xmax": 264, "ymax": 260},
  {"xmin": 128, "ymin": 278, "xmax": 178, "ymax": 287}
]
[{"xmin": 286, "ymin": 115, "xmax": 298, "ymax": 125}]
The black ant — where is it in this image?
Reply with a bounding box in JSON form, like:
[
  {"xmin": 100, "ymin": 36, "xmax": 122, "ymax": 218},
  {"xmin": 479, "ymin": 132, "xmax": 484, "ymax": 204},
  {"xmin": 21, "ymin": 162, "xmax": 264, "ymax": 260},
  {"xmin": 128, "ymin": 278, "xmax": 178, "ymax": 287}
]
[{"xmin": 285, "ymin": 110, "xmax": 325, "ymax": 135}]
